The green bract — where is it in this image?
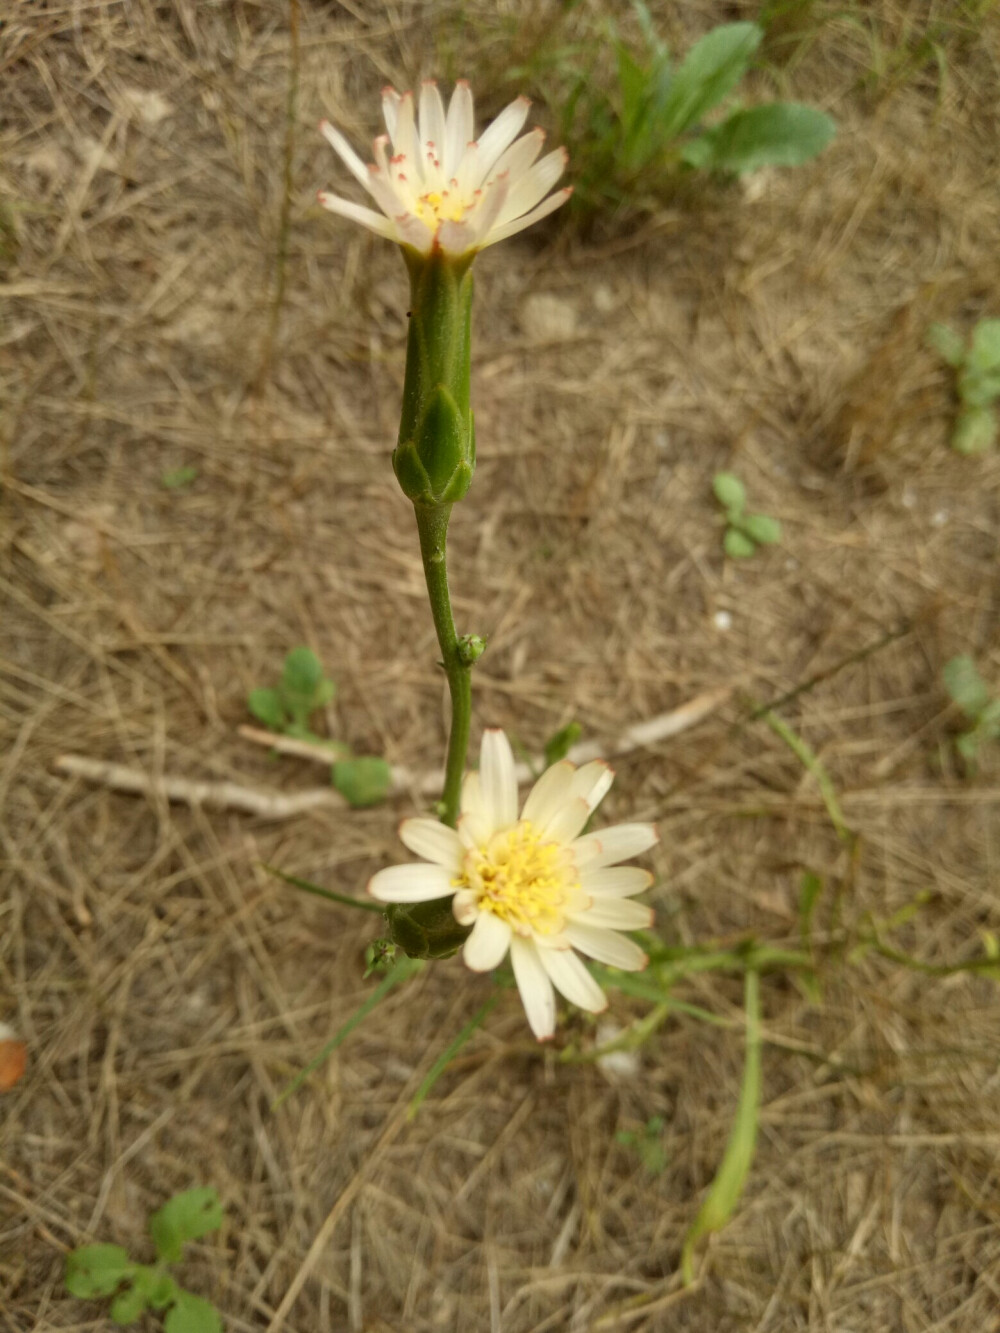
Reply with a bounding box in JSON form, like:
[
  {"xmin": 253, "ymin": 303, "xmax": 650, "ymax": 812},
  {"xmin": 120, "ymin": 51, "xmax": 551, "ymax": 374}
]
[
  {"xmin": 393, "ymin": 250, "xmax": 476, "ymax": 506},
  {"xmin": 387, "ymin": 898, "xmax": 471, "ymax": 960}
]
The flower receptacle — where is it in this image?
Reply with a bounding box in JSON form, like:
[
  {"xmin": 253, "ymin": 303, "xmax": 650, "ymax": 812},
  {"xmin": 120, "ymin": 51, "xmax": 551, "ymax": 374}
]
[{"xmin": 393, "ymin": 249, "xmax": 476, "ymax": 505}]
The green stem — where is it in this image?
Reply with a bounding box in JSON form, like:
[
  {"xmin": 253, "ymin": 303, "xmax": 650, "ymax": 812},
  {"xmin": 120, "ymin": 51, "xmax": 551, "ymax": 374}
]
[{"xmin": 414, "ymin": 501, "xmax": 472, "ymax": 827}]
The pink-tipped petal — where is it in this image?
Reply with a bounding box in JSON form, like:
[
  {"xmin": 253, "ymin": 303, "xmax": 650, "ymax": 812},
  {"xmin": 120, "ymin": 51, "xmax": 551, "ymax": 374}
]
[
  {"xmin": 317, "ymin": 192, "xmax": 398, "ymax": 240},
  {"xmin": 510, "ymin": 936, "xmax": 556, "ymax": 1040},
  {"xmin": 398, "ymin": 818, "xmax": 464, "ymax": 870},
  {"xmin": 578, "ymin": 867, "xmax": 654, "ymax": 898},
  {"xmin": 320, "ymin": 120, "xmax": 372, "ymax": 190},
  {"xmin": 479, "ymin": 187, "xmax": 572, "ymax": 248},
  {"xmin": 474, "ymin": 96, "xmax": 531, "ymax": 181},
  {"xmin": 564, "ymin": 922, "xmax": 648, "ymax": 971},
  {"xmin": 540, "ymin": 947, "xmax": 608, "ymax": 1013}
]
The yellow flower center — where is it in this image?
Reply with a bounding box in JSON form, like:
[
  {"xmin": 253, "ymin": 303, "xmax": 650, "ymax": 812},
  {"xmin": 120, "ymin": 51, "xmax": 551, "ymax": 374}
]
[
  {"xmin": 459, "ymin": 820, "xmax": 574, "ymax": 936},
  {"xmin": 415, "ymin": 189, "xmax": 474, "ymax": 226}
]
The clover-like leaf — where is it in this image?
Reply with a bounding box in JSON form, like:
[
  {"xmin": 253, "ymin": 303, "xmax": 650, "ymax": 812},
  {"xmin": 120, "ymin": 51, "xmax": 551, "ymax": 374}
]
[
  {"xmin": 65, "ymin": 1245, "xmax": 135, "ymax": 1299},
  {"xmin": 164, "ymin": 1290, "xmax": 223, "ymax": 1333},
  {"xmin": 281, "ymin": 646, "xmax": 325, "ymax": 698},
  {"xmin": 927, "ymin": 321, "xmax": 966, "ymax": 368},
  {"xmin": 247, "ymin": 687, "xmax": 286, "ymax": 731},
  {"xmin": 332, "ymin": 757, "xmax": 392, "ymax": 808},
  {"xmin": 149, "ymin": 1187, "xmax": 223, "ymax": 1265},
  {"xmin": 740, "ymin": 513, "xmax": 782, "ymax": 545},
  {"xmin": 943, "ymin": 656, "xmax": 991, "ymax": 720},
  {"xmin": 712, "ymin": 472, "xmax": 746, "ymax": 513},
  {"xmin": 723, "ymin": 528, "xmax": 757, "ymax": 559}
]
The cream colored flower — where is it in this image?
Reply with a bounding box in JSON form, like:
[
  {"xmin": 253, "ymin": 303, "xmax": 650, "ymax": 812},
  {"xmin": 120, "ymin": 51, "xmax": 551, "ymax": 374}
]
[
  {"xmin": 319, "ymin": 80, "xmax": 571, "ymax": 256},
  {"xmin": 369, "ymin": 730, "xmax": 657, "ymax": 1040}
]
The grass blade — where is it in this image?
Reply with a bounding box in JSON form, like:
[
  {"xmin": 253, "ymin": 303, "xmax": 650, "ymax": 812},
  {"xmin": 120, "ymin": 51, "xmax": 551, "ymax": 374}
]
[
  {"xmin": 761, "ymin": 709, "xmax": 851, "ymax": 842},
  {"xmin": 407, "ymin": 995, "xmax": 497, "ymax": 1120},
  {"xmin": 681, "ymin": 969, "xmax": 761, "ymax": 1284},
  {"xmin": 273, "ymin": 957, "xmax": 422, "ymax": 1108}
]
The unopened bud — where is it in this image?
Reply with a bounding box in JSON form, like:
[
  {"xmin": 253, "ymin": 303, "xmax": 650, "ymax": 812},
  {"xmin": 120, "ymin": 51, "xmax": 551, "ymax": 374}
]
[{"xmin": 457, "ymin": 633, "xmax": 487, "ymax": 665}]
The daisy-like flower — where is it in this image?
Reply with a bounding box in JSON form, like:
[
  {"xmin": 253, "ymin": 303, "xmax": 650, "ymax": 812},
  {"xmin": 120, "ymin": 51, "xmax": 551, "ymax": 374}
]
[
  {"xmin": 369, "ymin": 730, "xmax": 658, "ymax": 1041},
  {"xmin": 319, "ymin": 80, "xmax": 571, "ymax": 256}
]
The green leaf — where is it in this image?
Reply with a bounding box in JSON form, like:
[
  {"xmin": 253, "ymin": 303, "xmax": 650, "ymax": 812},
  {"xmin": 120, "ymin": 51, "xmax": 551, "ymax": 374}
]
[
  {"xmin": 977, "ymin": 697, "xmax": 1000, "ymax": 741},
  {"xmin": 712, "ymin": 472, "xmax": 746, "ymax": 512},
  {"xmin": 969, "ymin": 318, "xmax": 1000, "ymax": 372},
  {"xmin": 943, "ymin": 655, "xmax": 991, "ymax": 719},
  {"xmin": 165, "ymin": 1291, "xmax": 223, "ymax": 1333},
  {"xmin": 332, "ymin": 756, "xmax": 392, "ymax": 808},
  {"xmin": 960, "ymin": 369, "xmax": 1000, "ymax": 408},
  {"xmin": 281, "ymin": 646, "xmax": 325, "ymax": 698},
  {"xmin": 616, "ymin": 40, "xmax": 649, "ymax": 139},
  {"xmin": 161, "ymin": 465, "xmax": 199, "ymax": 490},
  {"xmin": 723, "ymin": 527, "xmax": 757, "ymax": 559},
  {"xmin": 149, "ymin": 1188, "xmax": 223, "ymax": 1265},
  {"xmin": 544, "ymin": 721, "xmax": 582, "ymax": 767},
  {"xmin": 247, "ymin": 687, "xmax": 286, "ymax": 731},
  {"xmin": 694, "ymin": 102, "xmax": 836, "ymax": 174},
  {"xmin": 65, "ymin": 1245, "xmax": 135, "ymax": 1298},
  {"xmin": 952, "ymin": 406, "xmax": 997, "ymax": 454},
  {"xmin": 739, "ymin": 512, "xmax": 782, "ymax": 545},
  {"xmin": 657, "ymin": 22, "xmax": 762, "ymax": 140},
  {"xmin": 314, "ymin": 678, "xmax": 337, "ymax": 707},
  {"xmin": 110, "ymin": 1277, "xmax": 150, "ymax": 1326},
  {"xmin": 927, "ymin": 321, "xmax": 966, "ymax": 368},
  {"xmin": 681, "ymin": 970, "xmax": 761, "ymax": 1284},
  {"xmin": 148, "ymin": 1272, "xmax": 180, "ymax": 1311}
]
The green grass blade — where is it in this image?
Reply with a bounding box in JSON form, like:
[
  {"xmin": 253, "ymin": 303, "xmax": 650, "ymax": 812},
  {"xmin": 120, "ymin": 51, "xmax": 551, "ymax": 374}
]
[
  {"xmin": 407, "ymin": 995, "xmax": 497, "ymax": 1120},
  {"xmin": 273, "ymin": 957, "xmax": 422, "ymax": 1108},
  {"xmin": 681, "ymin": 969, "xmax": 761, "ymax": 1284},
  {"xmin": 761, "ymin": 709, "xmax": 851, "ymax": 842},
  {"xmin": 263, "ymin": 864, "xmax": 385, "ymax": 914}
]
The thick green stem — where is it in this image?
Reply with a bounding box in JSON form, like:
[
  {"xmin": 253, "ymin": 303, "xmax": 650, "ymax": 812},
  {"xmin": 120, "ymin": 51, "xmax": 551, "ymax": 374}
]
[{"xmin": 414, "ymin": 501, "xmax": 471, "ymax": 828}]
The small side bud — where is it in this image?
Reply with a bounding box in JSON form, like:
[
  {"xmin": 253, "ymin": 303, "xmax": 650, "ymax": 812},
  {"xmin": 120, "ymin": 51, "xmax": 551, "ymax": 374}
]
[{"xmin": 457, "ymin": 633, "xmax": 487, "ymax": 666}]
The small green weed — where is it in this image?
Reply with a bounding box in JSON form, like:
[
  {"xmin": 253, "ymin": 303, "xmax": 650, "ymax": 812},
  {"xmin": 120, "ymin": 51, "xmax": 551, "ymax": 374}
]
[
  {"xmin": 928, "ymin": 318, "xmax": 1000, "ymax": 454},
  {"xmin": 65, "ymin": 1187, "xmax": 222, "ymax": 1332},
  {"xmin": 517, "ymin": 9, "xmax": 834, "ymax": 217},
  {"xmin": 161, "ymin": 465, "xmax": 199, "ymax": 490},
  {"xmin": 616, "ymin": 1115, "xmax": 668, "ymax": 1175},
  {"xmin": 713, "ymin": 473, "xmax": 782, "ymax": 559},
  {"xmin": 248, "ymin": 647, "xmax": 391, "ymax": 806},
  {"xmin": 943, "ymin": 655, "xmax": 1000, "ymax": 767}
]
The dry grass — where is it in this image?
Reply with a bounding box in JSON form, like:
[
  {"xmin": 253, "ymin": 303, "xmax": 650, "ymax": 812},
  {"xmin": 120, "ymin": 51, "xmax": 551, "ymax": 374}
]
[{"xmin": 2, "ymin": 2, "xmax": 1000, "ymax": 1330}]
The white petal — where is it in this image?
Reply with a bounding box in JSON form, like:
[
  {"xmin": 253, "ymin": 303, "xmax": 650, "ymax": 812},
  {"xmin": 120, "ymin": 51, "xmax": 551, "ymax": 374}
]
[
  {"xmin": 480, "ymin": 729, "xmax": 518, "ymax": 833},
  {"xmin": 419, "ymin": 80, "xmax": 447, "ymax": 160},
  {"xmin": 393, "ymin": 211, "xmax": 435, "ymax": 253},
  {"xmin": 521, "ymin": 760, "xmax": 574, "ymax": 829},
  {"xmin": 570, "ymin": 761, "xmax": 614, "ymax": 815},
  {"xmin": 474, "ymin": 96, "xmax": 531, "ymax": 181},
  {"xmin": 453, "ymin": 888, "xmax": 479, "ymax": 925},
  {"xmin": 541, "ymin": 795, "xmax": 592, "ymax": 845},
  {"xmin": 495, "ymin": 147, "xmax": 567, "ymax": 227},
  {"xmin": 317, "ymin": 192, "xmax": 398, "ymax": 240},
  {"xmin": 364, "ymin": 164, "xmax": 407, "ymax": 219},
  {"xmin": 437, "ymin": 217, "xmax": 477, "ymax": 254},
  {"xmin": 564, "ymin": 922, "xmax": 648, "ymax": 971},
  {"xmin": 578, "ymin": 867, "xmax": 653, "ymax": 898},
  {"xmin": 453, "ymin": 140, "xmax": 481, "ymax": 196},
  {"xmin": 459, "ymin": 771, "xmax": 491, "ymax": 847},
  {"xmin": 573, "ymin": 898, "xmax": 654, "ymax": 931},
  {"xmin": 367, "ymin": 863, "xmax": 455, "ymax": 903},
  {"xmin": 490, "ymin": 127, "xmax": 546, "ymax": 183},
  {"xmin": 540, "ymin": 947, "xmax": 608, "ymax": 1013},
  {"xmin": 444, "ymin": 80, "xmax": 474, "ymax": 177},
  {"xmin": 480, "ymin": 187, "xmax": 572, "ymax": 248},
  {"xmin": 398, "ymin": 818, "xmax": 464, "ymax": 870},
  {"xmin": 320, "ymin": 121, "xmax": 372, "ymax": 191},
  {"xmin": 381, "ymin": 87, "xmax": 401, "ymax": 141},
  {"xmin": 466, "ymin": 172, "xmax": 510, "ymax": 248},
  {"xmin": 392, "ymin": 91, "xmax": 419, "ymax": 174},
  {"xmin": 510, "ymin": 936, "xmax": 556, "ymax": 1040},
  {"xmin": 571, "ymin": 822, "xmax": 658, "ymax": 870},
  {"xmin": 462, "ymin": 911, "xmax": 512, "ymax": 972}
]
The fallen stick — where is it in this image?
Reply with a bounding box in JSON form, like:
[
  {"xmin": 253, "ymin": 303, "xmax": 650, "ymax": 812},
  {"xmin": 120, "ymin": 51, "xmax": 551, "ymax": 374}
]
[{"xmin": 55, "ymin": 686, "xmax": 732, "ymax": 821}]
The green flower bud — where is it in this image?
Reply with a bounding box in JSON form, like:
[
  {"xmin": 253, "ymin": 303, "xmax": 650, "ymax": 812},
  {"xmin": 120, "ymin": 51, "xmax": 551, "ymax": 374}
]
[
  {"xmin": 386, "ymin": 899, "xmax": 470, "ymax": 960},
  {"xmin": 393, "ymin": 249, "xmax": 476, "ymax": 505},
  {"xmin": 457, "ymin": 633, "xmax": 487, "ymax": 665}
]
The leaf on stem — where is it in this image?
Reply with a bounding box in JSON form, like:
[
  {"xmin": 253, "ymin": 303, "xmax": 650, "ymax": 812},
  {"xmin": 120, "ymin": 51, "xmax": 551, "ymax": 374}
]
[
  {"xmin": 65, "ymin": 1246, "xmax": 135, "ymax": 1299},
  {"xmin": 149, "ymin": 1188, "xmax": 223, "ymax": 1265},
  {"xmin": 681, "ymin": 969, "xmax": 761, "ymax": 1284}
]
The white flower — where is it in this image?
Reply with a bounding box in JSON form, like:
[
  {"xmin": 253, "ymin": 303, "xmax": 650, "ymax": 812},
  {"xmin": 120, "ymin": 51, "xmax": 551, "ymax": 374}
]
[
  {"xmin": 368, "ymin": 730, "xmax": 657, "ymax": 1041},
  {"xmin": 319, "ymin": 80, "xmax": 572, "ymax": 256}
]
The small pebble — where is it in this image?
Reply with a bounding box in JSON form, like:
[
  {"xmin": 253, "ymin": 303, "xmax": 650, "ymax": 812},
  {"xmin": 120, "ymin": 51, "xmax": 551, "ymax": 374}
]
[{"xmin": 713, "ymin": 610, "xmax": 733, "ymax": 631}]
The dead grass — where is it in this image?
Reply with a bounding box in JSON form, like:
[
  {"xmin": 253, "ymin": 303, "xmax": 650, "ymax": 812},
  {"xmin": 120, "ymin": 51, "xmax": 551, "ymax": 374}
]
[{"xmin": 2, "ymin": 1, "xmax": 1000, "ymax": 1330}]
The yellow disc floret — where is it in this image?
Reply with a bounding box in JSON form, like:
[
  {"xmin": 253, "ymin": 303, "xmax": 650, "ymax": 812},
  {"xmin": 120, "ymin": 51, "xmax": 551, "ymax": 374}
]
[{"xmin": 459, "ymin": 820, "xmax": 576, "ymax": 936}]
